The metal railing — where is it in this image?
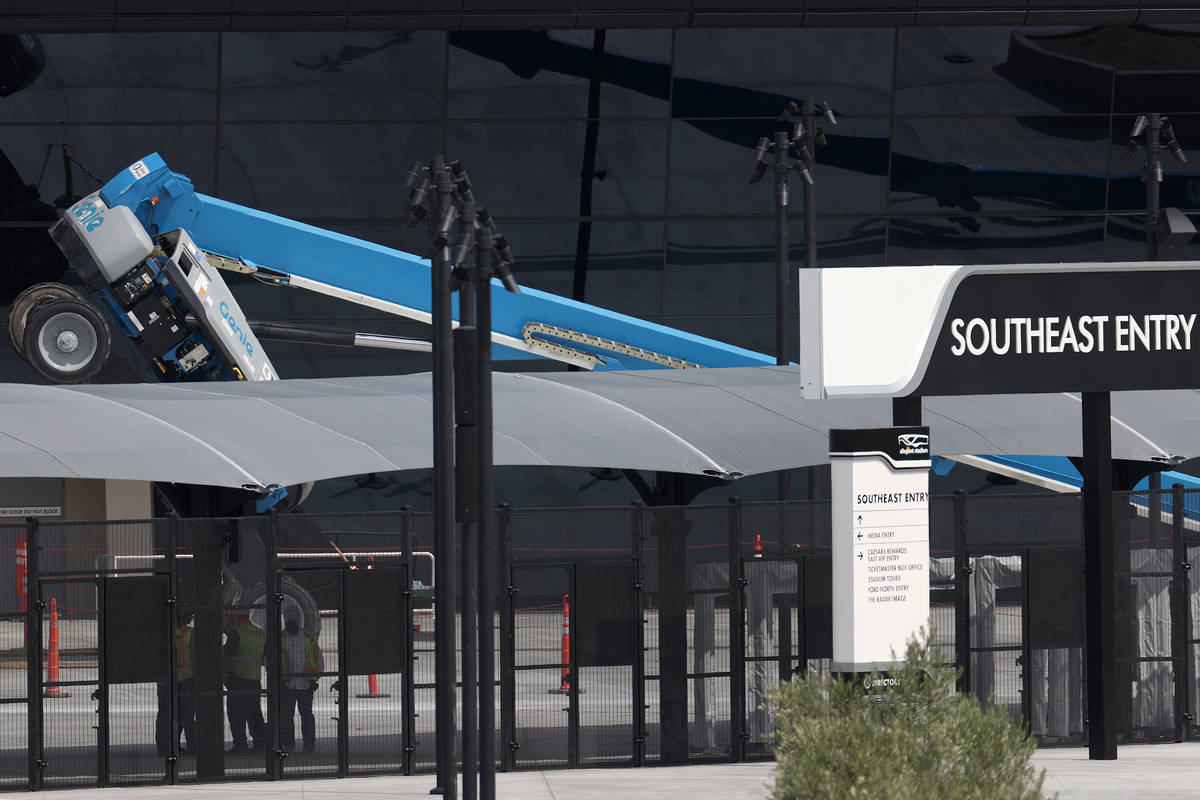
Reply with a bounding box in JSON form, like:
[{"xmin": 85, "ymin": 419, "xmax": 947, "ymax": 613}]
[{"xmin": 0, "ymin": 489, "xmax": 1193, "ymax": 789}]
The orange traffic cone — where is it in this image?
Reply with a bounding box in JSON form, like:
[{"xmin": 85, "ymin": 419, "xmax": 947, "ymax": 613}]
[
  {"xmin": 45, "ymin": 598, "xmax": 69, "ymax": 698},
  {"xmin": 355, "ymin": 671, "xmax": 392, "ymax": 699},
  {"xmin": 548, "ymin": 594, "xmax": 580, "ymax": 694}
]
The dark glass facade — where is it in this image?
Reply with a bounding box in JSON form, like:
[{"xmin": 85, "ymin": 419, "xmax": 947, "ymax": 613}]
[{"xmin": 3, "ymin": 25, "xmax": 1200, "ymax": 508}]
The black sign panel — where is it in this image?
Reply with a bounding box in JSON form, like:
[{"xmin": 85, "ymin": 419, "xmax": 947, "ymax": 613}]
[
  {"xmin": 918, "ymin": 269, "xmax": 1200, "ymax": 395},
  {"xmin": 105, "ymin": 576, "xmax": 170, "ymax": 683},
  {"xmin": 1027, "ymin": 548, "xmax": 1085, "ymax": 647},
  {"xmin": 802, "ymin": 555, "xmax": 832, "ymax": 660},
  {"xmin": 829, "ymin": 426, "xmax": 931, "ymax": 463},
  {"xmin": 345, "ymin": 569, "xmax": 406, "ymax": 675},
  {"xmin": 576, "ymin": 563, "xmax": 637, "ymax": 667}
]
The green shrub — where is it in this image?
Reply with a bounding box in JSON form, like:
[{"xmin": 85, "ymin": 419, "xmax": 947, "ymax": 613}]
[{"xmin": 770, "ymin": 629, "xmax": 1047, "ymax": 800}]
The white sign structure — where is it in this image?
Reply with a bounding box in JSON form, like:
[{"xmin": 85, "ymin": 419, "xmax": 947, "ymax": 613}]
[
  {"xmin": 799, "ymin": 261, "xmax": 1200, "ymax": 398},
  {"xmin": 830, "ymin": 427, "xmax": 930, "ymax": 672}
]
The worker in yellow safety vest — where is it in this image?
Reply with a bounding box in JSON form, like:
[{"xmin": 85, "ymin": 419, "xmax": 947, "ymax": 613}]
[
  {"xmin": 280, "ymin": 604, "xmax": 324, "ymax": 752},
  {"xmin": 156, "ymin": 614, "xmax": 195, "ymax": 757},
  {"xmin": 223, "ymin": 611, "xmax": 265, "ymax": 754}
]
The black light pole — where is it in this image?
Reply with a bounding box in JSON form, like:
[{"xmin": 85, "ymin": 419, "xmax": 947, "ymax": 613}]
[
  {"xmin": 1122, "ymin": 113, "xmax": 1188, "ymax": 261},
  {"xmin": 440, "ymin": 168, "xmax": 519, "ymax": 800},
  {"xmin": 797, "ymin": 100, "xmax": 836, "ymax": 498},
  {"xmin": 454, "ymin": 200, "xmax": 479, "ymax": 800},
  {"xmin": 751, "ymin": 101, "xmax": 835, "ymax": 501},
  {"xmin": 474, "ymin": 212, "xmax": 517, "ymax": 800},
  {"xmin": 797, "ymin": 99, "xmax": 836, "ymax": 272},
  {"xmin": 406, "ymin": 156, "xmax": 458, "ymax": 800},
  {"xmin": 1146, "ymin": 114, "xmax": 1163, "ymax": 262}
]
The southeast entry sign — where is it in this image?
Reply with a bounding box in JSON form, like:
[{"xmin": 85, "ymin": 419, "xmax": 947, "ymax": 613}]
[
  {"xmin": 830, "ymin": 427, "xmax": 931, "ymax": 672},
  {"xmin": 799, "ymin": 261, "xmax": 1200, "ymax": 397}
]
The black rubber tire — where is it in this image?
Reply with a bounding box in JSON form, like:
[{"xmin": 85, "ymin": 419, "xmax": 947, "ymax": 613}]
[
  {"xmin": 240, "ymin": 576, "xmax": 322, "ymax": 638},
  {"xmin": 22, "ymin": 297, "xmax": 110, "ymax": 383},
  {"xmin": 8, "ymin": 281, "xmax": 84, "ymax": 359}
]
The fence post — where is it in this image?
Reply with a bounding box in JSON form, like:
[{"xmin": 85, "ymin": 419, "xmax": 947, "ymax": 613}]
[
  {"xmin": 632, "ymin": 501, "xmax": 645, "ymax": 767},
  {"xmin": 25, "ymin": 517, "xmax": 42, "ymax": 790},
  {"xmin": 96, "ymin": 568, "xmax": 108, "ymax": 786},
  {"xmin": 1020, "ymin": 548, "xmax": 1033, "ymax": 732},
  {"xmin": 336, "ymin": 572, "xmax": 349, "ymax": 777},
  {"xmin": 727, "ymin": 498, "xmax": 745, "ymax": 763},
  {"xmin": 1172, "ymin": 483, "xmax": 1191, "ymax": 742},
  {"xmin": 166, "ymin": 513, "xmax": 179, "ymax": 785},
  {"xmin": 402, "ymin": 507, "xmax": 417, "ymax": 775},
  {"xmin": 567, "ymin": 570, "xmax": 579, "ymax": 769},
  {"xmin": 498, "ymin": 504, "xmax": 515, "ymax": 771},
  {"xmin": 953, "ymin": 490, "xmax": 970, "ymax": 695},
  {"xmin": 265, "ymin": 512, "xmax": 281, "ymax": 779}
]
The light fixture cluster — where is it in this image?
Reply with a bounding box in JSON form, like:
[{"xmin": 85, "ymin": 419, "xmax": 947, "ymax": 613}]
[
  {"xmin": 1122, "ymin": 114, "xmax": 1188, "ymax": 177},
  {"xmin": 405, "ymin": 158, "xmax": 520, "ymax": 296},
  {"xmin": 750, "ymin": 99, "xmax": 837, "ymax": 186}
]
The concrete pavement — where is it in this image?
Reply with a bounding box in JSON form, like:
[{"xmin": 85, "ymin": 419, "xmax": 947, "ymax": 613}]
[
  {"xmin": 24, "ymin": 742, "xmax": 1200, "ymax": 799},
  {"xmin": 1033, "ymin": 742, "xmax": 1200, "ymax": 800},
  {"xmin": 26, "ymin": 763, "xmax": 777, "ymax": 800}
]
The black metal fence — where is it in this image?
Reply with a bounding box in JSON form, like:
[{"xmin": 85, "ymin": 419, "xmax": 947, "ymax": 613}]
[{"xmin": 0, "ymin": 488, "xmax": 1195, "ymax": 789}]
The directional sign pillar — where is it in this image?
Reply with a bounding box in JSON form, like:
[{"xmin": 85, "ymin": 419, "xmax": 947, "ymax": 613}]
[{"xmin": 830, "ymin": 427, "xmax": 931, "ymax": 672}]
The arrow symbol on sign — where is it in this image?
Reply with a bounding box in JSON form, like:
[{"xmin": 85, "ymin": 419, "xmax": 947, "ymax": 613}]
[
  {"xmin": 857, "ymin": 515, "xmax": 863, "ymax": 525},
  {"xmin": 856, "ymin": 552, "xmax": 863, "ymax": 560},
  {"xmin": 857, "ymin": 532, "xmax": 863, "ymax": 540}
]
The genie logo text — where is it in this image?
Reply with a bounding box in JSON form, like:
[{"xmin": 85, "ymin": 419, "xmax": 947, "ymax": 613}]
[
  {"xmin": 72, "ymin": 199, "xmax": 105, "ymax": 234},
  {"xmin": 219, "ymin": 301, "xmax": 254, "ymax": 358}
]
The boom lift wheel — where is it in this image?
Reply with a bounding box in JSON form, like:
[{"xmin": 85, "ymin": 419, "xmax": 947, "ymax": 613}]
[
  {"xmin": 22, "ymin": 297, "xmax": 110, "ymax": 383},
  {"xmin": 8, "ymin": 281, "xmax": 84, "ymax": 359}
]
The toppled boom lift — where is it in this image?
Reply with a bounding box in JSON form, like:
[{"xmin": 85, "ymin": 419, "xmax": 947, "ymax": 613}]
[
  {"xmin": 16, "ymin": 152, "xmax": 772, "ymax": 385},
  {"xmin": 44, "ymin": 193, "xmax": 276, "ymax": 383}
]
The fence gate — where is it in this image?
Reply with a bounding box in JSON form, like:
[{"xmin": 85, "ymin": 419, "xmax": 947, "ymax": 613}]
[
  {"xmin": 343, "ymin": 566, "xmax": 412, "ymax": 776},
  {"xmin": 740, "ymin": 555, "xmax": 799, "ymax": 757},
  {"xmin": 268, "ymin": 564, "xmax": 413, "ymax": 780},
  {"xmin": 966, "ymin": 551, "xmax": 1026, "ymax": 728},
  {"xmin": 1024, "ymin": 547, "xmax": 1085, "ymax": 744},
  {"xmin": 271, "ymin": 567, "xmax": 342, "ymax": 780},
  {"xmin": 34, "ymin": 573, "xmax": 173, "ymax": 789},
  {"xmin": 507, "ymin": 563, "xmax": 572, "ymax": 768},
  {"xmin": 505, "ymin": 561, "xmax": 639, "ymax": 769}
]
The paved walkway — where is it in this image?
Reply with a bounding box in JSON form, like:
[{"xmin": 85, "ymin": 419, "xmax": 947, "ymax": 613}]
[
  {"xmin": 26, "ymin": 743, "xmax": 1200, "ymax": 799},
  {"xmin": 1033, "ymin": 742, "xmax": 1200, "ymax": 799}
]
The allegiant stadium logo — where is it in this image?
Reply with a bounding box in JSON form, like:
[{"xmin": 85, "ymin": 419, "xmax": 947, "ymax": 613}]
[{"xmin": 897, "ymin": 433, "xmax": 929, "ymax": 455}]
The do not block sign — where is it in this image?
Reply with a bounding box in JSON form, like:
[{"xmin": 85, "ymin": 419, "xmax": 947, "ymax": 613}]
[{"xmin": 830, "ymin": 427, "xmax": 931, "ymax": 672}]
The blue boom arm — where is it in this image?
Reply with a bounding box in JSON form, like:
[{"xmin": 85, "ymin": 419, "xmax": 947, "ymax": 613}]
[
  {"xmin": 100, "ymin": 155, "xmax": 1179, "ymax": 497},
  {"xmin": 99, "ymin": 154, "xmax": 773, "ymax": 372}
]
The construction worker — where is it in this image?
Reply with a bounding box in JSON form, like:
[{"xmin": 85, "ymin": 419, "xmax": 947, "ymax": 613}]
[
  {"xmin": 223, "ymin": 611, "xmax": 265, "ymax": 753},
  {"xmin": 280, "ymin": 604, "xmax": 323, "ymax": 752},
  {"xmin": 155, "ymin": 613, "xmax": 195, "ymax": 756}
]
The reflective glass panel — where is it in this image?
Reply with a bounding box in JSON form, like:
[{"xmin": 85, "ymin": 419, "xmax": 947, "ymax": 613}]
[
  {"xmin": 448, "ymin": 30, "xmax": 591, "ymax": 120},
  {"xmin": 1113, "ymin": 25, "xmax": 1200, "ymax": 115},
  {"xmin": 3, "ymin": 32, "xmax": 218, "ymax": 124},
  {"xmin": 217, "ymin": 123, "xmax": 442, "ymax": 221},
  {"xmin": 896, "ymin": 27, "xmax": 1114, "ymax": 114},
  {"xmin": 889, "ymin": 116, "xmax": 1111, "ymax": 213},
  {"xmin": 221, "ymin": 32, "xmax": 446, "ymax": 122},
  {"xmin": 664, "ymin": 217, "xmax": 885, "ymax": 316},
  {"xmin": 673, "ymin": 29, "xmax": 894, "ymax": 117},
  {"xmin": 885, "ymin": 214, "xmax": 1104, "ymax": 265}
]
